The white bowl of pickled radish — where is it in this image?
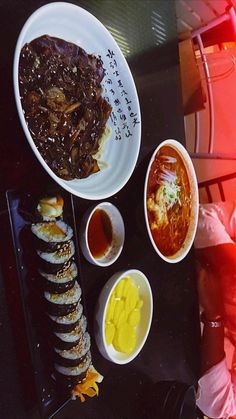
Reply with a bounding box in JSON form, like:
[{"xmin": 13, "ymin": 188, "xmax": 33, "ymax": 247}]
[{"xmin": 95, "ymin": 269, "xmax": 153, "ymax": 364}]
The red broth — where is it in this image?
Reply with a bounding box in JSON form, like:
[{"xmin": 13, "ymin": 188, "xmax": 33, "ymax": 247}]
[
  {"xmin": 88, "ymin": 209, "xmax": 113, "ymax": 258},
  {"xmin": 146, "ymin": 145, "xmax": 191, "ymax": 257}
]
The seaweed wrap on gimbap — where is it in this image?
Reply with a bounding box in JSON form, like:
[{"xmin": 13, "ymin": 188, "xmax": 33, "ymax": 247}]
[
  {"xmin": 54, "ymin": 351, "xmax": 92, "ymax": 386},
  {"xmin": 53, "ymin": 315, "xmax": 87, "ymax": 350},
  {"xmin": 31, "ymin": 195, "xmax": 103, "ymax": 401},
  {"xmin": 39, "ymin": 261, "xmax": 78, "ymax": 294},
  {"xmin": 45, "ymin": 280, "xmax": 81, "ymax": 316},
  {"xmin": 37, "ymin": 238, "xmax": 75, "ymax": 274},
  {"xmin": 37, "ymin": 240, "xmax": 75, "ymax": 264},
  {"xmin": 31, "ymin": 220, "xmax": 73, "ymax": 252},
  {"xmin": 49, "ymin": 302, "xmax": 83, "ymax": 333},
  {"xmin": 54, "ymin": 332, "xmax": 91, "ymax": 367}
]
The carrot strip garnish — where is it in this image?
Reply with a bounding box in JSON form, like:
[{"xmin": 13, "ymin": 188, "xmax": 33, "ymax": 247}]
[{"xmin": 71, "ymin": 366, "xmax": 103, "ymax": 402}]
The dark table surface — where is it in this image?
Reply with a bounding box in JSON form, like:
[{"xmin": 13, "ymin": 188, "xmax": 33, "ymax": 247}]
[{"xmin": 0, "ymin": 1, "xmax": 200, "ymax": 418}]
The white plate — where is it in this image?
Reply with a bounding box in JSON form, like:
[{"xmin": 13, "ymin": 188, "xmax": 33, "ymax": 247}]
[
  {"xmin": 144, "ymin": 139, "xmax": 199, "ymax": 263},
  {"xmin": 79, "ymin": 202, "xmax": 125, "ymax": 267},
  {"xmin": 13, "ymin": 2, "xmax": 141, "ymax": 200}
]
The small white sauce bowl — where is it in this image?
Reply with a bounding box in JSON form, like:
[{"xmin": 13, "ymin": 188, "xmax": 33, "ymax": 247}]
[
  {"xmin": 94, "ymin": 269, "xmax": 153, "ymax": 364},
  {"xmin": 79, "ymin": 202, "xmax": 125, "ymax": 267}
]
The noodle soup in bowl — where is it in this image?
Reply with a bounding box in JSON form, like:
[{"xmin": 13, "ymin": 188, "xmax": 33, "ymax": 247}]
[{"xmin": 144, "ymin": 139, "xmax": 199, "ymax": 263}]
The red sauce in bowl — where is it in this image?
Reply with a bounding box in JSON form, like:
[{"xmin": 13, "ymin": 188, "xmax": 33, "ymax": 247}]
[{"xmin": 88, "ymin": 209, "xmax": 113, "ymax": 258}]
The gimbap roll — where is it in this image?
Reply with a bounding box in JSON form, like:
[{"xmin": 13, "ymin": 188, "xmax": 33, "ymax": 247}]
[
  {"xmin": 40, "ymin": 261, "xmax": 78, "ymax": 294},
  {"xmin": 38, "ymin": 241, "xmax": 75, "ymax": 274},
  {"xmin": 54, "ymin": 351, "xmax": 92, "ymax": 386},
  {"xmin": 31, "ymin": 220, "xmax": 73, "ymax": 252},
  {"xmin": 31, "ymin": 195, "xmax": 103, "ymax": 400},
  {"xmin": 45, "ymin": 281, "xmax": 81, "ymax": 316},
  {"xmin": 54, "ymin": 315, "xmax": 87, "ymax": 350},
  {"xmin": 37, "ymin": 240, "xmax": 75, "ymax": 264},
  {"xmin": 54, "ymin": 332, "xmax": 91, "ymax": 367},
  {"xmin": 49, "ymin": 302, "xmax": 83, "ymax": 333}
]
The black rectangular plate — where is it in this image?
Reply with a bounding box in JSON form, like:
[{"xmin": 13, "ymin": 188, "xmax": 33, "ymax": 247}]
[{"xmin": 6, "ymin": 188, "xmax": 86, "ymax": 419}]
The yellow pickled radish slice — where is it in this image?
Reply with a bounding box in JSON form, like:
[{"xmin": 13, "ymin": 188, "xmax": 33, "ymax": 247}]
[
  {"xmin": 113, "ymin": 299, "xmax": 125, "ymax": 326},
  {"xmin": 115, "ymin": 278, "xmax": 125, "ymax": 298},
  {"xmin": 39, "ymin": 223, "xmax": 66, "ymax": 236},
  {"xmin": 106, "ymin": 293, "xmax": 116, "ymax": 323},
  {"xmin": 122, "ymin": 277, "xmax": 132, "ymax": 298},
  {"xmin": 116, "ymin": 309, "xmax": 127, "ymax": 328},
  {"xmin": 136, "ymin": 299, "xmax": 144, "ymax": 309},
  {"xmin": 125, "ymin": 283, "xmax": 139, "ymax": 314},
  {"xmin": 105, "ymin": 322, "xmax": 115, "ymax": 345},
  {"xmin": 128, "ymin": 309, "xmax": 141, "ymax": 327},
  {"xmin": 113, "ymin": 322, "xmax": 136, "ymax": 354}
]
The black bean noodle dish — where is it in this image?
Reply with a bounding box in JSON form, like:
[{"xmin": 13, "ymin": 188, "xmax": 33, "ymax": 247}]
[{"xmin": 19, "ymin": 35, "xmax": 112, "ymax": 180}]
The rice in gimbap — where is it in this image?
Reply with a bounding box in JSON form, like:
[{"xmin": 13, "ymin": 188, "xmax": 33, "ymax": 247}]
[
  {"xmin": 37, "ymin": 240, "xmax": 75, "ymax": 264},
  {"xmin": 54, "ymin": 332, "xmax": 91, "ymax": 367},
  {"xmin": 31, "ymin": 220, "xmax": 73, "ymax": 245},
  {"xmin": 38, "ymin": 255, "xmax": 74, "ymax": 275},
  {"xmin": 54, "ymin": 351, "xmax": 92, "ymax": 385},
  {"xmin": 39, "ymin": 261, "xmax": 78, "ymax": 294},
  {"xmin": 30, "ymin": 195, "xmax": 102, "ymax": 399},
  {"xmin": 45, "ymin": 281, "xmax": 81, "ymax": 316},
  {"xmin": 49, "ymin": 302, "xmax": 83, "ymax": 332},
  {"xmin": 54, "ymin": 315, "xmax": 87, "ymax": 350},
  {"xmin": 55, "ymin": 315, "xmax": 87, "ymax": 343}
]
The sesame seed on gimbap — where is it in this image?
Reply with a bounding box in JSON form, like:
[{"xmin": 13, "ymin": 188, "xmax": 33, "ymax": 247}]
[
  {"xmin": 53, "ymin": 315, "xmax": 87, "ymax": 350},
  {"xmin": 39, "ymin": 261, "xmax": 78, "ymax": 294},
  {"xmin": 38, "ymin": 255, "xmax": 74, "ymax": 275},
  {"xmin": 54, "ymin": 351, "xmax": 92, "ymax": 386},
  {"xmin": 31, "ymin": 197, "xmax": 101, "ymax": 396},
  {"xmin": 45, "ymin": 281, "xmax": 81, "ymax": 316},
  {"xmin": 54, "ymin": 332, "xmax": 91, "ymax": 367},
  {"xmin": 49, "ymin": 302, "xmax": 83, "ymax": 332},
  {"xmin": 31, "ymin": 220, "xmax": 73, "ymax": 248},
  {"xmin": 37, "ymin": 240, "xmax": 75, "ymax": 264}
]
